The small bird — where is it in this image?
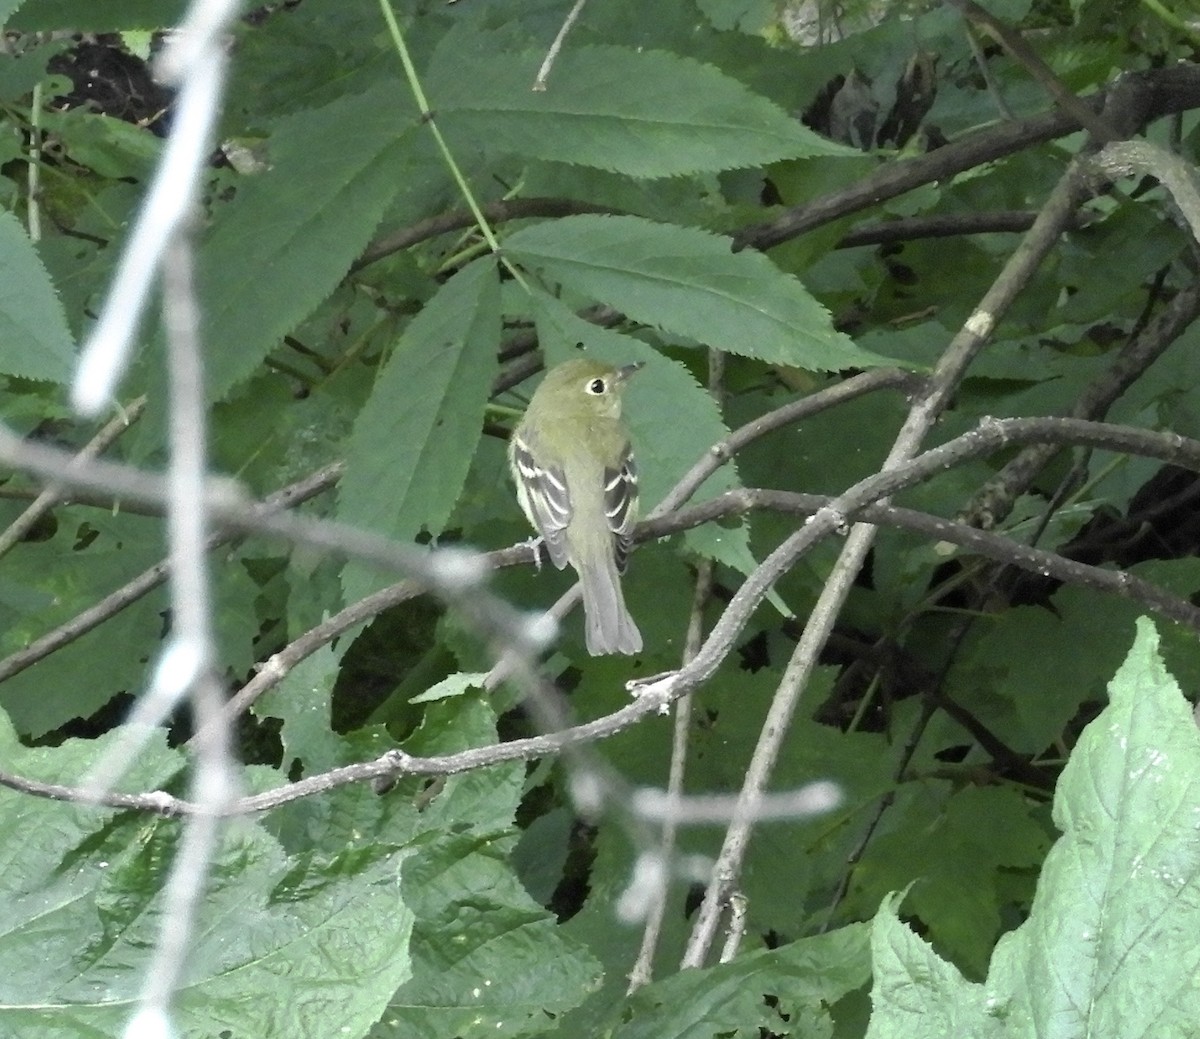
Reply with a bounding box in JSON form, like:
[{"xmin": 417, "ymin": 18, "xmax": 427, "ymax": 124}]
[{"xmin": 508, "ymin": 358, "xmax": 643, "ymax": 655}]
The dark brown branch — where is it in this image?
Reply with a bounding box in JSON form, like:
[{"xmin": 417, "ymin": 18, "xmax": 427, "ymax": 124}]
[
  {"xmin": 946, "ymin": 0, "xmax": 1121, "ymax": 142},
  {"xmin": 648, "ymin": 488, "xmax": 1200, "ymax": 631},
  {"xmin": 352, "ymin": 198, "xmax": 616, "ymax": 273},
  {"xmin": 645, "ymin": 416, "xmax": 1200, "ymax": 705},
  {"xmin": 0, "ymin": 462, "xmax": 344, "ymax": 684},
  {"xmin": 963, "ymin": 235, "xmax": 1200, "ymax": 530},
  {"xmin": 836, "ymin": 209, "xmax": 1094, "ymax": 248},
  {"xmin": 350, "ymin": 67, "xmax": 1200, "ymax": 282},
  {"xmin": 734, "ymin": 64, "xmax": 1200, "ymax": 254}
]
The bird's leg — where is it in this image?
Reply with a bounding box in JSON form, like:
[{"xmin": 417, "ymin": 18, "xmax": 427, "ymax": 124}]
[{"xmin": 523, "ymin": 535, "xmax": 546, "ymax": 572}]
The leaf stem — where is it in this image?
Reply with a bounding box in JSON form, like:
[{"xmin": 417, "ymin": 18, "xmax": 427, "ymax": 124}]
[{"xmin": 377, "ymin": 0, "xmax": 530, "ymax": 291}]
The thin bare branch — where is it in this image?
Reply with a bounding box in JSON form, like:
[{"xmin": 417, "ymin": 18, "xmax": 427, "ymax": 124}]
[
  {"xmin": 6, "ymin": 418, "xmax": 1200, "ymax": 820},
  {"xmin": 0, "ymin": 463, "xmax": 343, "ymax": 685},
  {"xmin": 532, "ymin": 0, "xmax": 589, "ymax": 90},
  {"xmin": 681, "ymin": 147, "xmax": 1111, "ymax": 967},
  {"xmin": 947, "ymin": 0, "xmax": 1121, "ymax": 141},
  {"xmin": 734, "ymin": 63, "xmax": 1200, "ymax": 253},
  {"xmin": 0, "ymin": 395, "xmax": 147, "ymax": 560}
]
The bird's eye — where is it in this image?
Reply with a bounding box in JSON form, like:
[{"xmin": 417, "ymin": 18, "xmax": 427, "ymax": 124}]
[{"xmin": 585, "ymin": 377, "xmax": 607, "ymax": 395}]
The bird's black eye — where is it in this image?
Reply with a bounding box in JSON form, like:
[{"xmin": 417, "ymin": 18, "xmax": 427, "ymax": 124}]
[{"xmin": 585, "ymin": 377, "xmax": 607, "ymax": 395}]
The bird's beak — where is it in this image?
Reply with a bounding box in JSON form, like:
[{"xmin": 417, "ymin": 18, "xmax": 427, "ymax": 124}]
[{"xmin": 617, "ymin": 362, "xmax": 644, "ymax": 382}]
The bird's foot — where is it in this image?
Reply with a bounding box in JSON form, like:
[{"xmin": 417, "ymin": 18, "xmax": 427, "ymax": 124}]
[{"xmin": 523, "ymin": 535, "xmax": 546, "ymax": 572}]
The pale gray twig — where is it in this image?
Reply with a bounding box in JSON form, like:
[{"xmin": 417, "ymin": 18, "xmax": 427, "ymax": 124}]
[
  {"xmin": 115, "ymin": 190, "xmax": 233, "ymax": 1039},
  {"xmin": 0, "ymin": 421, "xmax": 545, "ymax": 654},
  {"xmin": 0, "ymin": 462, "xmax": 341, "ymax": 685},
  {"xmin": 5, "ymin": 417, "xmax": 1199, "ymax": 821},
  {"xmin": 532, "ymin": 0, "xmax": 589, "ymax": 91},
  {"xmin": 63, "ymin": 5, "xmax": 244, "ymax": 1033},
  {"xmin": 1088, "ymin": 138, "xmax": 1200, "ymax": 240},
  {"xmin": 71, "ymin": 32, "xmax": 228, "ymax": 418},
  {"xmin": 718, "ymin": 892, "xmax": 748, "ymax": 964},
  {"xmin": 27, "ymin": 81, "xmax": 42, "ymax": 241},
  {"xmin": 0, "ymin": 395, "xmax": 147, "ymax": 561},
  {"xmin": 627, "ymin": 560, "xmax": 709, "ymax": 992},
  {"xmin": 680, "ymin": 152, "xmax": 1108, "ymax": 968}
]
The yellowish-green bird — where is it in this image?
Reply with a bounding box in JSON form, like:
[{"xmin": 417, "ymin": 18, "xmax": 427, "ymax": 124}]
[{"xmin": 508, "ymin": 358, "xmax": 643, "ymax": 655}]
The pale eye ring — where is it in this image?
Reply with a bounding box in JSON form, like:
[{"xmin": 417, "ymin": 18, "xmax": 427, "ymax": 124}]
[{"xmin": 585, "ymin": 377, "xmax": 607, "ymax": 395}]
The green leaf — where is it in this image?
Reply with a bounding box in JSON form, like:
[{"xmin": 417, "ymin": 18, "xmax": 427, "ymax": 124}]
[
  {"xmin": 695, "ymin": 0, "xmax": 777, "ymax": 33},
  {"xmin": 370, "ymin": 698, "xmax": 602, "ymax": 1037},
  {"xmin": 686, "ymin": 522, "xmax": 793, "ymax": 618},
  {"xmin": 507, "ymin": 215, "xmax": 896, "ymax": 369},
  {"xmin": 864, "ymin": 893, "xmax": 990, "ymax": 1039},
  {"xmin": 378, "ymin": 831, "xmax": 602, "ymax": 1039},
  {"xmin": 617, "ymin": 923, "xmax": 871, "ymax": 1039},
  {"xmin": 0, "ymin": 210, "xmax": 74, "ymax": 383},
  {"xmin": 0, "ymin": 511, "xmax": 167, "ymax": 738},
  {"xmin": 198, "ymin": 80, "xmax": 415, "ymax": 402},
  {"xmin": 0, "ymin": 712, "xmax": 414, "ymax": 1039},
  {"xmin": 409, "ymin": 670, "xmax": 488, "ymax": 704},
  {"xmin": 985, "ymin": 617, "xmax": 1200, "ymax": 1036},
  {"xmin": 853, "ymin": 784, "xmax": 1049, "ymax": 977},
  {"xmin": 7, "ymin": 0, "xmax": 187, "ymax": 30},
  {"xmin": 254, "ymin": 640, "xmax": 345, "ymax": 773},
  {"xmin": 431, "ymin": 41, "xmax": 851, "ymax": 178},
  {"xmin": 865, "ymin": 619, "xmax": 1200, "ymax": 1037},
  {"xmin": 42, "ymin": 107, "xmax": 162, "ymax": 179},
  {"xmin": 338, "ymin": 257, "xmax": 500, "ymax": 603}
]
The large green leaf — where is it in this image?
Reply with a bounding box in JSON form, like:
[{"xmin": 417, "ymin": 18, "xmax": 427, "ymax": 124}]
[
  {"xmin": 6, "ymin": 0, "xmax": 187, "ymax": 29},
  {"xmin": 0, "ymin": 712, "xmax": 414, "ymax": 1039},
  {"xmin": 0, "ymin": 511, "xmax": 166, "ymax": 738},
  {"xmin": 198, "ymin": 80, "xmax": 415, "ymax": 403},
  {"xmin": 337, "ymin": 257, "xmax": 500, "ymax": 603},
  {"xmin": 0, "ymin": 210, "xmax": 74, "ymax": 383},
  {"xmin": 616, "ymin": 923, "xmax": 871, "ymax": 1039},
  {"xmin": 376, "ymin": 831, "xmax": 603, "ymax": 1039},
  {"xmin": 507, "ymin": 215, "xmax": 897, "ymax": 369},
  {"xmin": 865, "ymin": 893, "xmax": 990, "ymax": 1038},
  {"xmin": 865, "ymin": 618, "xmax": 1200, "ymax": 1037},
  {"xmin": 430, "ymin": 40, "xmax": 851, "ymax": 178},
  {"xmin": 849, "ymin": 784, "xmax": 1049, "ymax": 978},
  {"xmin": 369, "ymin": 699, "xmax": 602, "ymax": 1038},
  {"xmin": 987, "ymin": 617, "xmax": 1200, "ymax": 1035}
]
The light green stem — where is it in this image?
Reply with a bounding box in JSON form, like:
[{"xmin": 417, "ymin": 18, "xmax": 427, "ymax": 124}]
[{"xmin": 377, "ymin": 0, "xmax": 530, "ymax": 290}]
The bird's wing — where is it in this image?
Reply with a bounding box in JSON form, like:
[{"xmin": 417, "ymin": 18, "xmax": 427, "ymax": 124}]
[
  {"xmin": 604, "ymin": 443, "xmax": 638, "ymax": 574},
  {"xmin": 510, "ymin": 433, "xmax": 572, "ymax": 569}
]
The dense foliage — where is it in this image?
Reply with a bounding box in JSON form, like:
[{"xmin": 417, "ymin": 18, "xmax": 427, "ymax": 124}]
[{"xmin": 1, "ymin": 0, "xmax": 1200, "ymax": 1035}]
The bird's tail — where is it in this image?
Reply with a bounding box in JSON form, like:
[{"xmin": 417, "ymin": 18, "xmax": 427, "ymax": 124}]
[{"xmin": 576, "ymin": 549, "xmax": 641, "ymax": 656}]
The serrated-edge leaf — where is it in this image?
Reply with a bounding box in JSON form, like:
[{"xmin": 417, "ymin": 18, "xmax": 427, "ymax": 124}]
[
  {"xmin": 338, "ymin": 257, "xmax": 500, "ymax": 602},
  {"xmin": 985, "ymin": 618, "xmax": 1200, "ymax": 1038},
  {"xmin": 409, "ymin": 671, "xmax": 488, "ymax": 704},
  {"xmin": 198, "ymin": 81, "xmax": 413, "ymax": 402},
  {"xmin": 0, "ymin": 711, "xmax": 414, "ymax": 1037},
  {"xmin": 618, "ymin": 923, "xmax": 870, "ymax": 1039},
  {"xmin": 864, "ymin": 893, "xmax": 992, "ymax": 1039},
  {"xmin": 508, "ymin": 215, "xmax": 898, "ymax": 370},
  {"xmin": 0, "ymin": 210, "xmax": 74, "ymax": 384},
  {"xmin": 431, "ymin": 41, "xmax": 852, "ymax": 178}
]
